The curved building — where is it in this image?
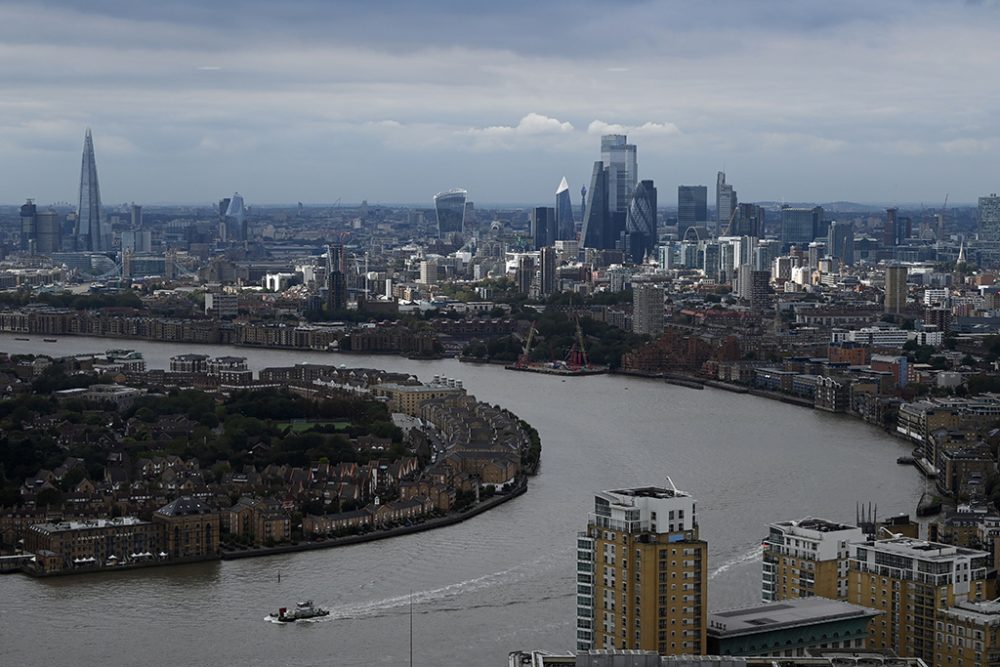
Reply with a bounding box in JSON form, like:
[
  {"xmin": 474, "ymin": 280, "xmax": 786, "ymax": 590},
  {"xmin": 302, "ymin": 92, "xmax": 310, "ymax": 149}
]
[
  {"xmin": 434, "ymin": 189, "xmax": 468, "ymax": 237},
  {"xmin": 625, "ymin": 179, "xmax": 657, "ymax": 261}
]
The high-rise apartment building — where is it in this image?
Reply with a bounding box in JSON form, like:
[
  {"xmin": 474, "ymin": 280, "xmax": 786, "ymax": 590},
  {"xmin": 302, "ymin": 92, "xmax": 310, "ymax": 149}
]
[
  {"xmin": 555, "ymin": 177, "xmax": 576, "ymax": 241},
  {"xmin": 577, "ymin": 483, "xmax": 707, "ymax": 655},
  {"xmin": 678, "ymin": 186, "xmax": 708, "ymax": 238},
  {"xmin": 516, "ymin": 255, "xmax": 535, "ymax": 295},
  {"xmin": 716, "ymin": 172, "xmax": 737, "ymax": 233},
  {"xmin": 434, "ymin": 189, "xmax": 468, "ymax": 237},
  {"xmin": 978, "ymin": 194, "xmax": 1000, "ymax": 243},
  {"xmin": 762, "ymin": 518, "xmax": 864, "ymax": 603},
  {"xmin": 884, "ymin": 264, "xmax": 908, "ymax": 314},
  {"xmin": 76, "ymin": 128, "xmax": 104, "ymax": 251},
  {"xmin": 848, "ymin": 537, "xmax": 989, "ymax": 662},
  {"xmin": 540, "ymin": 246, "xmax": 557, "ymax": 297},
  {"xmin": 632, "ymin": 285, "xmax": 664, "ymax": 337},
  {"xmin": 934, "ymin": 599, "xmax": 1000, "ymax": 667}
]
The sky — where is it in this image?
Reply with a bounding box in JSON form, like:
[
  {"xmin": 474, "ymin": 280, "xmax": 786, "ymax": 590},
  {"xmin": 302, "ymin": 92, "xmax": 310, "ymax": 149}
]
[{"xmin": 2, "ymin": 0, "xmax": 1000, "ymax": 207}]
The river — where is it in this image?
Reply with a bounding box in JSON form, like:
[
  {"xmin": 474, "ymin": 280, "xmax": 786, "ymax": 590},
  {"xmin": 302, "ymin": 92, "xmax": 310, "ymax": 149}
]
[{"xmin": 0, "ymin": 335, "xmax": 924, "ymax": 666}]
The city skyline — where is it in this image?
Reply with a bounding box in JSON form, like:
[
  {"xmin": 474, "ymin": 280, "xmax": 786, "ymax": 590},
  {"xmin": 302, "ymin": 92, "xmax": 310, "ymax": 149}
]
[{"xmin": 3, "ymin": 2, "xmax": 1000, "ymax": 205}]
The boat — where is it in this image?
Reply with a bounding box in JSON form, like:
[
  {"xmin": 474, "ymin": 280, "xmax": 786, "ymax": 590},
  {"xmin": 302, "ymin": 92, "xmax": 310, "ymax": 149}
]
[
  {"xmin": 14, "ymin": 337, "xmax": 28, "ymax": 341},
  {"xmin": 269, "ymin": 600, "xmax": 330, "ymax": 622},
  {"xmin": 43, "ymin": 338, "xmax": 57, "ymax": 343}
]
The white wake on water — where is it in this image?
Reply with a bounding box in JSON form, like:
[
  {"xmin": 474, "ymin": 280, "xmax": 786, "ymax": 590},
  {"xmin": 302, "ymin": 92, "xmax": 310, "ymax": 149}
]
[{"xmin": 709, "ymin": 544, "xmax": 763, "ymax": 579}]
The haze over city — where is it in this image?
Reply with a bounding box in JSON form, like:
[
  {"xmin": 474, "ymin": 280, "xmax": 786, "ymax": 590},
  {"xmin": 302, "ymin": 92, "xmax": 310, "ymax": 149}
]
[{"xmin": 3, "ymin": 0, "xmax": 1000, "ymax": 205}]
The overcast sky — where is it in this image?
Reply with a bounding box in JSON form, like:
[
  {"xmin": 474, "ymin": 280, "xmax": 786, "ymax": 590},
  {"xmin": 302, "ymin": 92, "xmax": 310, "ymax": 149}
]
[{"xmin": 2, "ymin": 0, "xmax": 1000, "ymax": 207}]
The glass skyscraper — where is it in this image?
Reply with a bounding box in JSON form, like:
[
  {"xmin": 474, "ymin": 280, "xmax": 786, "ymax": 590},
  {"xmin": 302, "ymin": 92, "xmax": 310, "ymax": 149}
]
[
  {"xmin": 581, "ymin": 162, "xmax": 609, "ymax": 249},
  {"xmin": 555, "ymin": 177, "xmax": 575, "ymax": 241},
  {"xmin": 978, "ymin": 194, "xmax": 1000, "ymax": 243},
  {"xmin": 625, "ymin": 180, "xmax": 657, "ymax": 262},
  {"xmin": 76, "ymin": 129, "xmax": 104, "ymax": 251},
  {"xmin": 224, "ymin": 192, "xmax": 247, "ymax": 242},
  {"xmin": 677, "ymin": 185, "xmax": 707, "ymax": 238},
  {"xmin": 716, "ymin": 171, "xmax": 737, "ymax": 234},
  {"xmin": 434, "ymin": 189, "xmax": 468, "ymax": 237},
  {"xmin": 780, "ymin": 206, "xmax": 824, "ymax": 246},
  {"xmin": 601, "ymin": 134, "xmax": 637, "ymax": 215}
]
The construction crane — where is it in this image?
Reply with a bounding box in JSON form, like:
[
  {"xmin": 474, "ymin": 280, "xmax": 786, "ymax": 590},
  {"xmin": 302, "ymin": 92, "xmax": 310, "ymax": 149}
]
[
  {"xmin": 516, "ymin": 321, "xmax": 538, "ymax": 369},
  {"xmin": 565, "ymin": 316, "xmax": 591, "ymax": 370}
]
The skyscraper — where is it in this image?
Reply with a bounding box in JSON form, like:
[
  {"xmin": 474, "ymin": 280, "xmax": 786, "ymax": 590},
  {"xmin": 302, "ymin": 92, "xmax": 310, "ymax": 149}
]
[
  {"xmin": 883, "ymin": 207, "xmax": 899, "ymax": 248},
  {"xmin": 625, "ymin": 180, "xmax": 657, "ymax": 263},
  {"xmin": 224, "ymin": 192, "xmax": 247, "ymax": 243},
  {"xmin": 581, "ymin": 162, "xmax": 609, "ymax": 249},
  {"xmin": 531, "ymin": 207, "xmax": 556, "ymax": 249},
  {"xmin": 978, "ymin": 194, "xmax": 1000, "ymax": 242},
  {"xmin": 434, "ymin": 189, "xmax": 468, "ymax": 237},
  {"xmin": 576, "ymin": 483, "xmax": 708, "ymax": 654},
  {"xmin": 729, "ymin": 203, "xmax": 765, "ymax": 238},
  {"xmin": 716, "ymin": 172, "xmax": 737, "ymax": 233},
  {"xmin": 76, "ymin": 128, "xmax": 104, "ymax": 251},
  {"xmin": 827, "ymin": 220, "xmax": 855, "ymax": 268},
  {"xmin": 780, "ymin": 206, "xmax": 823, "ymax": 246},
  {"xmin": 19, "ymin": 200, "xmax": 36, "ymax": 252},
  {"xmin": 884, "ymin": 263, "xmax": 908, "ymax": 314},
  {"xmin": 632, "ymin": 284, "xmax": 664, "ymax": 336},
  {"xmin": 540, "ymin": 246, "xmax": 557, "ymax": 297},
  {"xmin": 677, "ymin": 186, "xmax": 708, "ymax": 238},
  {"xmin": 555, "ymin": 177, "xmax": 575, "ymax": 241},
  {"xmin": 762, "ymin": 518, "xmax": 864, "ymax": 602},
  {"xmin": 601, "ymin": 134, "xmax": 637, "ymax": 215},
  {"xmin": 326, "ymin": 243, "xmax": 347, "ymax": 313}
]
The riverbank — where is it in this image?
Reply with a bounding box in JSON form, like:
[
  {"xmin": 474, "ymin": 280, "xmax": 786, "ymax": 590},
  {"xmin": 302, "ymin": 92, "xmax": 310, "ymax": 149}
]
[{"xmin": 222, "ymin": 478, "xmax": 527, "ymax": 561}]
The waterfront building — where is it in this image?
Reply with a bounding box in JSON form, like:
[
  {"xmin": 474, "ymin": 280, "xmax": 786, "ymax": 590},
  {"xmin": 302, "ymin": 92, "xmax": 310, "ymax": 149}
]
[
  {"xmin": 762, "ymin": 517, "xmax": 864, "ymax": 602},
  {"xmin": 884, "ymin": 264, "xmax": 908, "ymax": 314},
  {"xmin": 716, "ymin": 172, "xmax": 737, "ymax": 234},
  {"xmin": 848, "ymin": 537, "xmax": 989, "ymax": 662},
  {"xmin": 555, "ymin": 177, "xmax": 576, "ymax": 241},
  {"xmin": 678, "ymin": 186, "xmax": 708, "ymax": 239},
  {"xmin": 576, "ymin": 483, "xmax": 708, "ymax": 655},
  {"xmin": 507, "ymin": 651, "xmax": 930, "ymax": 667},
  {"xmin": 934, "ymin": 598, "xmax": 1000, "ymax": 667},
  {"xmin": 25, "ymin": 517, "xmax": 162, "ymax": 574},
  {"xmin": 632, "ymin": 285, "xmax": 664, "ymax": 337},
  {"xmin": 170, "ymin": 353, "xmax": 209, "ymax": 374},
  {"xmin": 708, "ymin": 598, "xmax": 881, "ymax": 656},
  {"xmin": 204, "ymin": 292, "xmax": 238, "ymax": 319},
  {"xmin": 76, "ymin": 128, "xmax": 105, "ymax": 251},
  {"xmin": 434, "ymin": 189, "xmax": 468, "ymax": 237},
  {"xmin": 153, "ymin": 496, "xmax": 221, "ymax": 560},
  {"xmin": 373, "ymin": 376, "xmax": 466, "ymax": 416},
  {"xmin": 781, "ymin": 207, "xmax": 823, "ymax": 246}
]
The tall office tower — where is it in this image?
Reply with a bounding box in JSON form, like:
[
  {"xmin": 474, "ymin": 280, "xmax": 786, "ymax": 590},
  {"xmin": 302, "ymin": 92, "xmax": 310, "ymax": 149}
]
[
  {"xmin": 978, "ymin": 194, "xmax": 1000, "ymax": 242},
  {"xmin": 434, "ymin": 188, "xmax": 468, "ymax": 238},
  {"xmin": 76, "ymin": 129, "xmax": 104, "ymax": 251},
  {"xmin": 223, "ymin": 193, "xmax": 248, "ymax": 242},
  {"xmin": 326, "ymin": 243, "xmax": 347, "ymax": 313},
  {"xmin": 19, "ymin": 199, "xmax": 36, "ymax": 252},
  {"xmin": 555, "ymin": 177, "xmax": 576, "ymax": 241},
  {"xmin": 762, "ymin": 518, "xmax": 864, "ymax": 602},
  {"xmin": 754, "ymin": 240, "xmax": 781, "ymax": 272},
  {"xmin": 581, "ymin": 162, "xmax": 610, "ymax": 249},
  {"xmin": 576, "ymin": 483, "xmax": 708, "ymax": 654},
  {"xmin": 848, "ymin": 537, "xmax": 988, "ymax": 662},
  {"xmin": 632, "ymin": 285, "xmax": 664, "ymax": 336},
  {"xmin": 677, "ymin": 186, "xmax": 708, "ymax": 238},
  {"xmin": 883, "ymin": 208, "xmax": 899, "ymax": 248},
  {"xmin": 625, "ymin": 180, "xmax": 658, "ymax": 263},
  {"xmin": 34, "ymin": 210, "xmax": 62, "ymax": 255},
  {"xmin": 516, "ymin": 255, "xmax": 535, "ymax": 295},
  {"xmin": 807, "ymin": 242, "xmax": 826, "ymax": 269},
  {"xmin": 531, "ymin": 207, "xmax": 556, "ymax": 249},
  {"xmin": 658, "ymin": 242, "xmax": 675, "ymax": 270},
  {"xmin": 716, "ymin": 172, "xmax": 737, "ymax": 233},
  {"xmin": 780, "ymin": 206, "xmax": 823, "ymax": 246},
  {"xmin": 130, "ymin": 204, "xmax": 143, "ymax": 228},
  {"xmin": 540, "ymin": 246, "xmax": 557, "ymax": 297},
  {"xmin": 601, "ymin": 134, "xmax": 637, "ymax": 215},
  {"xmin": 884, "ymin": 263, "xmax": 908, "ymax": 314},
  {"xmin": 463, "ymin": 201, "xmax": 476, "ymax": 231},
  {"xmin": 729, "ymin": 203, "xmax": 764, "ymax": 237},
  {"xmin": 827, "ymin": 220, "xmax": 855, "ymax": 269},
  {"xmin": 702, "ymin": 242, "xmax": 721, "ymax": 280}
]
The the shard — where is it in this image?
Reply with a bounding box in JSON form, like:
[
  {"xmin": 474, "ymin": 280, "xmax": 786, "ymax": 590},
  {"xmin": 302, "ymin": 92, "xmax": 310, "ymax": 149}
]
[{"xmin": 76, "ymin": 129, "xmax": 104, "ymax": 251}]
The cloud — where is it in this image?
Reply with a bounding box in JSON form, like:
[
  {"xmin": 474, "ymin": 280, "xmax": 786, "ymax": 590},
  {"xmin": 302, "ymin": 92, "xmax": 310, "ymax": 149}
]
[
  {"xmin": 587, "ymin": 120, "xmax": 681, "ymax": 137},
  {"xmin": 471, "ymin": 113, "xmax": 574, "ymax": 137}
]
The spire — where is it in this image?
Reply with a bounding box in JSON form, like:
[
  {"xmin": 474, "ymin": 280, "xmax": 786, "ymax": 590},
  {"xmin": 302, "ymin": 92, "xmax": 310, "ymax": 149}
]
[
  {"xmin": 77, "ymin": 128, "xmax": 103, "ymax": 251},
  {"xmin": 556, "ymin": 176, "xmax": 570, "ymax": 195}
]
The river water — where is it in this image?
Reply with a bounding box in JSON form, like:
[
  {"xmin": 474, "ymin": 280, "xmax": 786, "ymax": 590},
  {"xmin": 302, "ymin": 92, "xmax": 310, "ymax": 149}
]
[{"xmin": 0, "ymin": 335, "xmax": 924, "ymax": 666}]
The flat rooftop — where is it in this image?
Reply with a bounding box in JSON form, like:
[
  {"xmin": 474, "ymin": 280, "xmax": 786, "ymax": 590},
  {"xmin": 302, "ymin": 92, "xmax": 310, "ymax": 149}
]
[
  {"xmin": 607, "ymin": 486, "xmax": 690, "ymax": 500},
  {"xmin": 32, "ymin": 517, "xmax": 148, "ymax": 533},
  {"xmin": 709, "ymin": 598, "xmax": 881, "ymax": 638},
  {"xmin": 775, "ymin": 517, "xmax": 858, "ymax": 533},
  {"xmin": 861, "ymin": 537, "xmax": 989, "ymax": 560}
]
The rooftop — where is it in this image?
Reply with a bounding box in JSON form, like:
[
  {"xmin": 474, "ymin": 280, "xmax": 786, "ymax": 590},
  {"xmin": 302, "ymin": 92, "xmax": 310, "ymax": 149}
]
[
  {"xmin": 774, "ymin": 517, "xmax": 859, "ymax": 533},
  {"xmin": 32, "ymin": 517, "xmax": 148, "ymax": 533},
  {"xmin": 709, "ymin": 598, "xmax": 881, "ymax": 638}
]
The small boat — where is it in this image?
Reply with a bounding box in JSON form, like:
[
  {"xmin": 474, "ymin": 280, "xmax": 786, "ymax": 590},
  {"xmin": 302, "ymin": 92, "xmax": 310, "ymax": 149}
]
[
  {"xmin": 14, "ymin": 337, "xmax": 28, "ymax": 341},
  {"xmin": 269, "ymin": 600, "xmax": 330, "ymax": 622},
  {"xmin": 43, "ymin": 338, "xmax": 57, "ymax": 343}
]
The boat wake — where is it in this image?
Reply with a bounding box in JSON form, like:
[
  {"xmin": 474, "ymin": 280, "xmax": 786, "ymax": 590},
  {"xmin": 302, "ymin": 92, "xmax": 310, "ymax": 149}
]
[
  {"xmin": 709, "ymin": 544, "xmax": 762, "ymax": 579},
  {"xmin": 326, "ymin": 554, "xmax": 559, "ymax": 621}
]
